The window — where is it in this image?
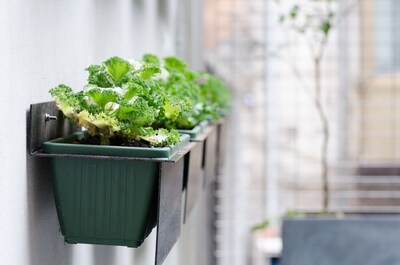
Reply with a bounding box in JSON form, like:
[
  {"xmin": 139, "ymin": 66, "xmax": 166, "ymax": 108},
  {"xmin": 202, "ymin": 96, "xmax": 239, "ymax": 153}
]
[
  {"xmin": 374, "ymin": 0, "xmax": 400, "ymax": 74},
  {"xmin": 359, "ymin": 0, "xmax": 400, "ymax": 162}
]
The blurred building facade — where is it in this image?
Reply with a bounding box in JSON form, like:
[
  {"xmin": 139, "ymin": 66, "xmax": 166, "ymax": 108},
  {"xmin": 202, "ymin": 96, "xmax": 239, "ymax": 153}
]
[{"xmin": 204, "ymin": 0, "xmax": 400, "ymax": 264}]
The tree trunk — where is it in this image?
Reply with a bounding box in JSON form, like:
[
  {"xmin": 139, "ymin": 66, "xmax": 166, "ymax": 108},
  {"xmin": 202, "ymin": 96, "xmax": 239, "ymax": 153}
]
[{"xmin": 314, "ymin": 57, "xmax": 330, "ymax": 213}]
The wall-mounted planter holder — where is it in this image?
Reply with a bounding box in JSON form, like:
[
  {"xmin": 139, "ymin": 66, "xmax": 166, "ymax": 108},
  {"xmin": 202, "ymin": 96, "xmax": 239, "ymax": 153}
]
[
  {"xmin": 181, "ymin": 121, "xmax": 221, "ymax": 223},
  {"xmin": 215, "ymin": 117, "xmax": 229, "ymax": 176},
  {"xmin": 203, "ymin": 124, "xmax": 218, "ymax": 186},
  {"xmin": 181, "ymin": 122, "xmax": 212, "ymax": 223},
  {"xmin": 28, "ymin": 101, "xmax": 196, "ymax": 265}
]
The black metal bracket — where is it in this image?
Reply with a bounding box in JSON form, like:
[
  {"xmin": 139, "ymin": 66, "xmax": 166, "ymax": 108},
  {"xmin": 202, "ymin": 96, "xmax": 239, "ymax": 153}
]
[
  {"xmin": 155, "ymin": 159, "xmax": 185, "ymax": 265},
  {"xmin": 28, "ymin": 102, "xmax": 197, "ymax": 265},
  {"xmin": 183, "ymin": 141, "xmax": 204, "ymax": 223},
  {"xmin": 216, "ymin": 117, "xmax": 229, "ymax": 175},
  {"xmin": 28, "ymin": 101, "xmax": 80, "ymax": 155},
  {"xmin": 204, "ymin": 124, "xmax": 218, "ymax": 186}
]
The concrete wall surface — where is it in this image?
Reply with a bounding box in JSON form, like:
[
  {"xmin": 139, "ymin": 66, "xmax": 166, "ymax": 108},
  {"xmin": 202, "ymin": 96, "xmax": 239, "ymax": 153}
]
[{"xmin": 0, "ymin": 1, "xmax": 206, "ymax": 264}]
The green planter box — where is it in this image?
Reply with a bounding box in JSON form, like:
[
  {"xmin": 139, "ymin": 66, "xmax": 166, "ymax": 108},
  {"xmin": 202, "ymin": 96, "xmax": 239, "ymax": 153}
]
[
  {"xmin": 177, "ymin": 120, "xmax": 209, "ymax": 139},
  {"xmin": 182, "ymin": 122, "xmax": 219, "ymax": 222},
  {"xmin": 178, "ymin": 120, "xmax": 209, "ymax": 222},
  {"xmin": 42, "ymin": 132, "xmax": 190, "ymax": 248}
]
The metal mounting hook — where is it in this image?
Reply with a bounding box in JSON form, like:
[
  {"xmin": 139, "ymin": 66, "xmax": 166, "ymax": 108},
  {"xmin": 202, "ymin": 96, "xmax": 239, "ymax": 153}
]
[{"xmin": 45, "ymin": 113, "xmax": 58, "ymax": 122}]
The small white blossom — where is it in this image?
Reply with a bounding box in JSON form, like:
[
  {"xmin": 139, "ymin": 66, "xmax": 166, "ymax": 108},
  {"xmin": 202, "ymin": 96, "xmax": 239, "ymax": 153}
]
[
  {"xmin": 129, "ymin": 96, "xmax": 138, "ymax": 104},
  {"xmin": 104, "ymin": 102, "xmax": 120, "ymax": 113},
  {"xmin": 83, "ymin": 96, "xmax": 97, "ymax": 106},
  {"xmin": 113, "ymin": 86, "xmax": 127, "ymax": 96},
  {"xmin": 153, "ymin": 67, "xmax": 170, "ymax": 81},
  {"xmin": 128, "ymin": 59, "xmax": 143, "ymax": 71}
]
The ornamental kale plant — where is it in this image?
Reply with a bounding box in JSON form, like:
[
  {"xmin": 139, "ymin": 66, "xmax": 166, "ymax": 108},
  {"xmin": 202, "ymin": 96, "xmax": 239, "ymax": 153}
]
[
  {"xmin": 198, "ymin": 73, "xmax": 232, "ymax": 118},
  {"xmin": 50, "ymin": 56, "xmax": 183, "ymax": 147},
  {"xmin": 155, "ymin": 55, "xmax": 231, "ymax": 129},
  {"xmin": 50, "ymin": 55, "xmax": 231, "ymax": 147}
]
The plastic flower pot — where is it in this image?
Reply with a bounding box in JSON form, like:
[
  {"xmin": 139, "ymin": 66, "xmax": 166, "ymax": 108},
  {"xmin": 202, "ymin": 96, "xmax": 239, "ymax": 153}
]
[
  {"xmin": 42, "ymin": 132, "xmax": 190, "ymax": 248},
  {"xmin": 177, "ymin": 120, "xmax": 209, "ymax": 139},
  {"xmin": 182, "ymin": 121, "xmax": 220, "ymax": 222}
]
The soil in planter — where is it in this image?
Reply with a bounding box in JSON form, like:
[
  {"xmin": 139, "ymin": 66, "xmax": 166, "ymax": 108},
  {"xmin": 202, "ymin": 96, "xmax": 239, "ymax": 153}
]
[{"xmin": 74, "ymin": 134, "xmax": 152, "ymax": 148}]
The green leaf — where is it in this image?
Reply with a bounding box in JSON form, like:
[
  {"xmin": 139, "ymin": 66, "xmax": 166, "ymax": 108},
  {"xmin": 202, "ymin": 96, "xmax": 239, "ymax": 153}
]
[
  {"xmin": 250, "ymin": 220, "xmax": 269, "ymax": 232},
  {"xmin": 290, "ymin": 5, "xmax": 299, "ymax": 19},
  {"xmin": 140, "ymin": 64, "xmax": 161, "ymax": 79},
  {"xmin": 86, "ymin": 65, "xmax": 113, "ymax": 88},
  {"xmin": 77, "ymin": 110, "xmax": 120, "ymax": 141},
  {"xmin": 116, "ymin": 97, "xmax": 156, "ymax": 128},
  {"xmin": 140, "ymin": 128, "xmax": 181, "ymax": 147},
  {"xmin": 103, "ymin": 56, "xmax": 131, "ymax": 84},
  {"xmin": 85, "ymin": 86, "xmax": 119, "ymax": 110},
  {"xmin": 143, "ymin": 54, "xmax": 161, "ymax": 66},
  {"xmin": 163, "ymin": 102, "xmax": 181, "ymax": 120},
  {"xmin": 286, "ymin": 209, "xmax": 306, "ymax": 218},
  {"xmin": 49, "ymin": 85, "xmax": 82, "ymax": 122},
  {"xmin": 164, "ymin": 56, "xmax": 188, "ymax": 72},
  {"xmin": 320, "ymin": 21, "xmax": 331, "ymax": 35},
  {"xmin": 123, "ymin": 82, "xmax": 145, "ymax": 100}
]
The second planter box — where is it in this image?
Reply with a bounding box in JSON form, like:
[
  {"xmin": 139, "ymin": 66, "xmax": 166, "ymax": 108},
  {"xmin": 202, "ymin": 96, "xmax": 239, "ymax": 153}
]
[{"xmin": 180, "ymin": 122, "xmax": 219, "ymax": 223}]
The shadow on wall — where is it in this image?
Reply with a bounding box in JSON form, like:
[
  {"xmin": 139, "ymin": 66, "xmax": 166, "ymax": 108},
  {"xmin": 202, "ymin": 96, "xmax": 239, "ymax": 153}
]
[
  {"xmin": 26, "ymin": 110, "xmax": 73, "ymax": 264},
  {"xmin": 157, "ymin": 0, "xmax": 168, "ymax": 21},
  {"xmin": 134, "ymin": 0, "xmax": 144, "ymax": 8},
  {"xmin": 132, "ymin": 230, "xmax": 157, "ymax": 264},
  {"xmin": 93, "ymin": 245, "xmax": 116, "ymax": 265},
  {"xmin": 26, "ymin": 112, "xmax": 72, "ymax": 265}
]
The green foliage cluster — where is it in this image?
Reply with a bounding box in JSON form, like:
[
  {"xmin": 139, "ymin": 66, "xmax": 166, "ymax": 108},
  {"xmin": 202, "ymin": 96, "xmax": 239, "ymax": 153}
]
[
  {"xmin": 156, "ymin": 55, "xmax": 231, "ymax": 129},
  {"xmin": 250, "ymin": 219, "xmax": 270, "ymax": 232},
  {"xmin": 278, "ymin": 0, "xmax": 335, "ymax": 39},
  {"xmin": 50, "ymin": 55, "xmax": 231, "ymax": 147}
]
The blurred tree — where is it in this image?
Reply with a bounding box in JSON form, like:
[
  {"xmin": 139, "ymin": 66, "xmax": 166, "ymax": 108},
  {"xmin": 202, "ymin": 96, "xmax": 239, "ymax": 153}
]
[{"xmin": 276, "ymin": 0, "xmax": 359, "ymax": 213}]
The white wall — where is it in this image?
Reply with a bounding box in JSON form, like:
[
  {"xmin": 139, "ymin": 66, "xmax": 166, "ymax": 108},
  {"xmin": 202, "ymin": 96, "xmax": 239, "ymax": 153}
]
[{"xmin": 0, "ymin": 0, "xmax": 206, "ymax": 264}]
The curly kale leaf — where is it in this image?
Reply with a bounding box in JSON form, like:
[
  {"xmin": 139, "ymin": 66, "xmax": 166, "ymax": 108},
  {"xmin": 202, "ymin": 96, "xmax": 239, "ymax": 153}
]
[
  {"xmin": 140, "ymin": 63, "xmax": 161, "ymax": 79},
  {"xmin": 164, "ymin": 56, "xmax": 188, "ymax": 72},
  {"xmin": 84, "ymin": 85, "xmax": 120, "ymax": 110},
  {"xmin": 116, "ymin": 97, "xmax": 157, "ymax": 129},
  {"xmin": 199, "ymin": 74, "xmax": 232, "ymax": 118},
  {"xmin": 49, "ymin": 85, "xmax": 83, "ymax": 123},
  {"xmin": 86, "ymin": 56, "xmax": 131, "ymax": 87},
  {"xmin": 142, "ymin": 54, "xmax": 161, "ymax": 66},
  {"xmin": 78, "ymin": 111, "xmax": 120, "ymax": 135},
  {"xmin": 77, "ymin": 111, "xmax": 120, "ymax": 145},
  {"xmin": 86, "ymin": 64, "xmax": 114, "ymax": 88},
  {"xmin": 103, "ymin": 56, "xmax": 131, "ymax": 84},
  {"xmin": 139, "ymin": 128, "xmax": 181, "ymax": 147}
]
